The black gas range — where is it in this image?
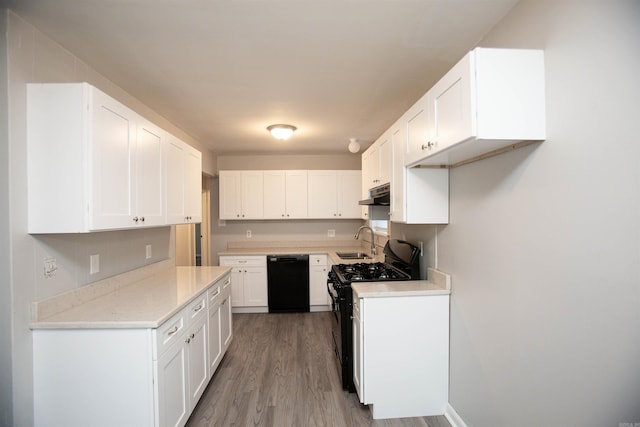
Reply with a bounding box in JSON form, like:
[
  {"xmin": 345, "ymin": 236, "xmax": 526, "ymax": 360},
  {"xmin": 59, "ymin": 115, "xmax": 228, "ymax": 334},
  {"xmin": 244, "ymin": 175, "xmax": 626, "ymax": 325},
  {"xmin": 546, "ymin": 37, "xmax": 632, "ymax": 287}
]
[{"xmin": 327, "ymin": 239, "xmax": 420, "ymax": 392}]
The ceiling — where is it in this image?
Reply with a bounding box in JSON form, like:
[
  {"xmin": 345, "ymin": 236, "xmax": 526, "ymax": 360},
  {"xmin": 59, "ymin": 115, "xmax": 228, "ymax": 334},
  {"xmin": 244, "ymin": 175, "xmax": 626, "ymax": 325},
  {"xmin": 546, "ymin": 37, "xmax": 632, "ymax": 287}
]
[{"xmin": 6, "ymin": 0, "xmax": 520, "ymax": 155}]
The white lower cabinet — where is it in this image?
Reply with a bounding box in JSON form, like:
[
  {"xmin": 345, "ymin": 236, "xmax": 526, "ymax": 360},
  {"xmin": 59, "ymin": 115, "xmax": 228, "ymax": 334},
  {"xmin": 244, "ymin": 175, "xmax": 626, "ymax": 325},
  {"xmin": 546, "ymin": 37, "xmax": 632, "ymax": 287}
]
[
  {"xmin": 208, "ymin": 274, "xmax": 232, "ymax": 375},
  {"xmin": 353, "ymin": 291, "xmax": 450, "ymax": 420},
  {"xmin": 309, "ymin": 254, "xmax": 330, "ymax": 309},
  {"xmin": 32, "ymin": 273, "xmax": 232, "ymax": 427},
  {"xmin": 219, "ymin": 256, "xmax": 268, "ymax": 310}
]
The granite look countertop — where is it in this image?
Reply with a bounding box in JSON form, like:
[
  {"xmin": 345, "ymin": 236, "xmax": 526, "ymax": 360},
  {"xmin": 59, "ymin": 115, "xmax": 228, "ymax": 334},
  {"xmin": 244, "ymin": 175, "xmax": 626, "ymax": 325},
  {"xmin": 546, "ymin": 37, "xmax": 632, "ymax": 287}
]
[
  {"xmin": 352, "ymin": 268, "xmax": 451, "ymax": 298},
  {"xmin": 30, "ymin": 265, "xmax": 231, "ymax": 330}
]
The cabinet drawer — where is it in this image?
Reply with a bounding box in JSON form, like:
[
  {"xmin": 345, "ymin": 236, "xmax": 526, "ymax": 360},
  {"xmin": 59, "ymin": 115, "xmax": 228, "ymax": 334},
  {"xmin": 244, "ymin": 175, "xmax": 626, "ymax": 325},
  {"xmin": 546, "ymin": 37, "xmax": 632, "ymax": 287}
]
[
  {"xmin": 154, "ymin": 310, "xmax": 186, "ymax": 359},
  {"xmin": 309, "ymin": 254, "xmax": 328, "ymax": 266},
  {"xmin": 208, "ymin": 274, "xmax": 230, "ymax": 308},
  {"xmin": 219, "ymin": 256, "xmax": 266, "ymax": 267},
  {"xmin": 186, "ymin": 292, "xmax": 208, "ymax": 324}
]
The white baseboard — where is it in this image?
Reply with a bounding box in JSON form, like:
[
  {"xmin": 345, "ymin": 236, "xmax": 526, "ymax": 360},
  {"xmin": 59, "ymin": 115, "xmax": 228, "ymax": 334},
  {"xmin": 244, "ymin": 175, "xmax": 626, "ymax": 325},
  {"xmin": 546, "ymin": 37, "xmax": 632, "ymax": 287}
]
[{"xmin": 444, "ymin": 403, "xmax": 468, "ymax": 427}]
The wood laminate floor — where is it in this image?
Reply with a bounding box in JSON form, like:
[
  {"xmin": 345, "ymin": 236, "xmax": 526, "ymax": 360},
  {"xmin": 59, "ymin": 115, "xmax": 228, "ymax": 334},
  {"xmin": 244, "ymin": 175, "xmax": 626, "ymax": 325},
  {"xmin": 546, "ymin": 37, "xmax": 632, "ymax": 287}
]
[{"xmin": 186, "ymin": 312, "xmax": 451, "ymax": 427}]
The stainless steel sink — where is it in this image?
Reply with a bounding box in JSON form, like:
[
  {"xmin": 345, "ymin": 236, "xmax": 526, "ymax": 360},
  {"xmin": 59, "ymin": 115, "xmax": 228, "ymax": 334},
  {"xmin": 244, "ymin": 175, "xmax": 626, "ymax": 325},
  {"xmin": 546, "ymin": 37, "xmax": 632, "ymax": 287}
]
[{"xmin": 336, "ymin": 252, "xmax": 372, "ymax": 260}]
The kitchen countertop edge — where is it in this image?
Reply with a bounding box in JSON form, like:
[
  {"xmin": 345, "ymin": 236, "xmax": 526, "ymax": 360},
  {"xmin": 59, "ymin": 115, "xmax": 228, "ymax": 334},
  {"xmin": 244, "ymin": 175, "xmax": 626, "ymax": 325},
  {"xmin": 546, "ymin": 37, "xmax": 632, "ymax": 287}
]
[
  {"xmin": 30, "ymin": 266, "xmax": 231, "ymax": 330},
  {"xmin": 352, "ymin": 268, "xmax": 452, "ymax": 298}
]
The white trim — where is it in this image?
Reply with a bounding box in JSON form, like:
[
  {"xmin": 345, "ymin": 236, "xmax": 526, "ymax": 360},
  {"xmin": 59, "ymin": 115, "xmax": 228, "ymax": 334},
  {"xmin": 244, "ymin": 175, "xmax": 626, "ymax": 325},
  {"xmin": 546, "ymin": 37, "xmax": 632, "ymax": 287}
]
[{"xmin": 445, "ymin": 403, "xmax": 468, "ymax": 427}]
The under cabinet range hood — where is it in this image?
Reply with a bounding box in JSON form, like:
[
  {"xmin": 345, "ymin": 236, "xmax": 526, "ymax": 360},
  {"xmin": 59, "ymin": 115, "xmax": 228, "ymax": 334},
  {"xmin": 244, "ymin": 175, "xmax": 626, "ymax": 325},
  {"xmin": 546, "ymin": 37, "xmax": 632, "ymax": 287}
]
[{"xmin": 359, "ymin": 183, "xmax": 390, "ymax": 206}]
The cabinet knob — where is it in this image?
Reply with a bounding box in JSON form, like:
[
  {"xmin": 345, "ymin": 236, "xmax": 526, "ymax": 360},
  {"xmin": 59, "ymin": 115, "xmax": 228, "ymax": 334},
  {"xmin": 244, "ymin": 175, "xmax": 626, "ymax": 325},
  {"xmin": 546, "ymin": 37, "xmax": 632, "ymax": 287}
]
[
  {"xmin": 133, "ymin": 216, "xmax": 139, "ymax": 223},
  {"xmin": 140, "ymin": 216, "xmax": 145, "ymax": 222}
]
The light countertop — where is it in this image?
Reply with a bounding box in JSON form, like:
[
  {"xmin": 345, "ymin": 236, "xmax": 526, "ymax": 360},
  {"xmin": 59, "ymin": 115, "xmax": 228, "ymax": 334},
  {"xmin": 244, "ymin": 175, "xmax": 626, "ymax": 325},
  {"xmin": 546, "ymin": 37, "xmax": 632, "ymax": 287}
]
[
  {"xmin": 31, "ymin": 266, "xmax": 231, "ymax": 330},
  {"xmin": 352, "ymin": 268, "xmax": 451, "ymax": 298},
  {"xmin": 219, "ymin": 246, "xmax": 382, "ymax": 265}
]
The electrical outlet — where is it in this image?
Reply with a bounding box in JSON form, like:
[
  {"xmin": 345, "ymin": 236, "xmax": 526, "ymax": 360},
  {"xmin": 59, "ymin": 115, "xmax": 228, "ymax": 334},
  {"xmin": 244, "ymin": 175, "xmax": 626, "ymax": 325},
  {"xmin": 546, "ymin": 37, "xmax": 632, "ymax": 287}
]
[
  {"xmin": 328, "ymin": 229, "xmax": 335, "ymax": 237},
  {"xmin": 146, "ymin": 244, "xmax": 152, "ymax": 259},
  {"xmin": 246, "ymin": 230, "xmax": 252, "ymax": 238},
  {"xmin": 43, "ymin": 257, "xmax": 57, "ymax": 278},
  {"xmin": 90, "ymin": 254, "xmax": 100, "ymax": 275}
]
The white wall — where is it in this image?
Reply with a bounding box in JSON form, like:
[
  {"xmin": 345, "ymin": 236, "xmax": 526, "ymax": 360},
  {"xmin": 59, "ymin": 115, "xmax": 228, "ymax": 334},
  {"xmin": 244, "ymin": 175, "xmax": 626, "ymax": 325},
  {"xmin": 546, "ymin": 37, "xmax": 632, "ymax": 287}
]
[
  {"xmin": 2, "ymin": 11, "xmax": 209, "ymax": 426},
  {"xmin": 432, "ymin": 2, "xmax": 639, "ymax": 426},
  {"xmin": 0, "ymin": 10, "xmax": 13, "ymax": 427}
]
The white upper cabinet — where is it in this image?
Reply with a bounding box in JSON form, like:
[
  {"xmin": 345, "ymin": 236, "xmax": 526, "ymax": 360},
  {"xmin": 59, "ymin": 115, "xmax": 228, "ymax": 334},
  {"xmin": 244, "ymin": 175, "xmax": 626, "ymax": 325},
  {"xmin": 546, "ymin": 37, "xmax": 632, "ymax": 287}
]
[
  {"xmin": 165, "ymin": 133, "xmax": 202, "ymax": 225},
  {"xmin": 405, "ymin": 48, "xmax": 545, "ymax": 167},
  {"xmin": 362, "ymin": 135, "xmax": 392, "ymax": 191},
  {"xmin": 390, "ymin": 117, "xmax": 449, "ymax": 224},
  {"xmin": 308, "ymin": 170, "xmax": 361, "ymax": 219},
  {"xmin": 27, "ymin": 83, "xmax": 201, "ymax": 233},
  {"xmin": 263, "ymin": 170, "xmax": 308, "ymax": 219},
  {"xmin": 135, "ymin": 119, "xmax": 165, "ymax": 227},
  {"xmin": 219, "ymin": 171, "xmax": 263, "ymax": 220}
]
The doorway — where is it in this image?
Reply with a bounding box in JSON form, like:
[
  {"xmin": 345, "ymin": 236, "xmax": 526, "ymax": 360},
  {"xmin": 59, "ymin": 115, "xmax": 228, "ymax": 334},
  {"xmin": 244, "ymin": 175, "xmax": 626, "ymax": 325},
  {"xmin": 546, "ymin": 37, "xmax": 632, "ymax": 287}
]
[{"xmin": 176, "ymin": 175, "xmax": 211, "ymax": 266}]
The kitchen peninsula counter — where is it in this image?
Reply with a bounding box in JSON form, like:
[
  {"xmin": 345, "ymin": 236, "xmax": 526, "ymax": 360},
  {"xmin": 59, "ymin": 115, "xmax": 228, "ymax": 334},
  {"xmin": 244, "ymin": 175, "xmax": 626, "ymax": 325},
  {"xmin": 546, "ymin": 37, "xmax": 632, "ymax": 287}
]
[{"xmin": 30, "ymin": 263, "xmax": 231, "ymax": 329}]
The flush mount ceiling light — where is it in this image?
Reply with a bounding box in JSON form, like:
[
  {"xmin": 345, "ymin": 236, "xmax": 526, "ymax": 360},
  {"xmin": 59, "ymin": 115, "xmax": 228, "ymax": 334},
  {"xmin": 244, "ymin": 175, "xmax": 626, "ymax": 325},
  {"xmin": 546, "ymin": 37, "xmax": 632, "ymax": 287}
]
[
  {"xmin": 267, "ymin": 124, "xmax": 297, "ymax": 140},
  {"xmin": 348, "ymin": 137, "xmax": 361, "ymax": 153}
]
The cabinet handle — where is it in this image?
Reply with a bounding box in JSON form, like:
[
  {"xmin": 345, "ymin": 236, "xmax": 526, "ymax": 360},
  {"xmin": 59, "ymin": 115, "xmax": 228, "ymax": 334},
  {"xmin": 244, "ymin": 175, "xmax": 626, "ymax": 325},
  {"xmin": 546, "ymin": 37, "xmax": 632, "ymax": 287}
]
[
  {"xmin": 211, "ymin": 287, "xmax": 221, "ymax": 298},
  {"xmin": 193, "ymin": 303, "xmax": 203, "ymax": 312},
  {"xmin": 190, "ymin": 333, "xmax": 195, "ymax": 339},
  {"xmin": 223, "ymin": 279, "xmax": 231, "ymax": 287},
  {"xmin": 185, "ymin": 337, "xmax": 191, "ymax": 344},
  {"xmin": 167, "ymin": 326, "xmax": 179, "ymax": 336}
]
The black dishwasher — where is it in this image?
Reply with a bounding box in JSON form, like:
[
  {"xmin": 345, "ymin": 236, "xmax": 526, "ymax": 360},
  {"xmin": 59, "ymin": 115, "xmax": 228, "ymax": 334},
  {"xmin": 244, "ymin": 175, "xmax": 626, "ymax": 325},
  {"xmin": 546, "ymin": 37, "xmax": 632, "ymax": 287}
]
[{"xmin": 267, "ymin": 255, "xmax": 310, "ymax": 313}]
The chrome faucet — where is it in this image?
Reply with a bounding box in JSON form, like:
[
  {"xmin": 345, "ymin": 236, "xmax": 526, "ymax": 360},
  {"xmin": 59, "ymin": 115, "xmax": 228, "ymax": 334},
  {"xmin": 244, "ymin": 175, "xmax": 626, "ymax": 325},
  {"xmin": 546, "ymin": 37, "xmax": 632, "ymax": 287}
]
[{"xmin": 354, "ymin": 226, "xmax": 376, "ymax": 256}]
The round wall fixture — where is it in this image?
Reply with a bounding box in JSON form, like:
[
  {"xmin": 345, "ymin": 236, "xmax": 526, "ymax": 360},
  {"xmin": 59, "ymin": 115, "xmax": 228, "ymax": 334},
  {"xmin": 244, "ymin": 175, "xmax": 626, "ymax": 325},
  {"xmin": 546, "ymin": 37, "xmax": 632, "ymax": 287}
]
[{"xmin": 267, "ymin": 124, "xmax": 297, "ymax": 140}]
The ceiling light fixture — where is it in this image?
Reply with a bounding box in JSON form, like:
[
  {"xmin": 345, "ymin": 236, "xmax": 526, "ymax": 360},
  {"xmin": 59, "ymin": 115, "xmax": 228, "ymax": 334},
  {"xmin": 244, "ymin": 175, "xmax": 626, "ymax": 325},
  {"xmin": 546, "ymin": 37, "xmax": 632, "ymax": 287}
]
[
  {"xmin": 267, "ymin": 124, "xmax": 297, "ymax": 140},
  {"xmin": 348, "ymin": 137, "xmax": 361, "ymax": 153}
]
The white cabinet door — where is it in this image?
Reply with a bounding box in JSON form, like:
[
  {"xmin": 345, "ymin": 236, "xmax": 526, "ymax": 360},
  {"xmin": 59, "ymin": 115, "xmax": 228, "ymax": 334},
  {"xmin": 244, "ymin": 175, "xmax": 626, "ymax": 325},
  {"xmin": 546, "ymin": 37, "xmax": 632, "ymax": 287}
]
[
  {"xmin": 219, "ymin": 171, "xmax": 242, "ymax": 219},
  {"xmin": 166, "ymin": 134, "xmax": 202, "ymax": 225},
  {"xmin": 90, "ymin": 88, "xmax": 138, "ymax": 230},
  {"xmin": 187, "ymin": 313, "xmax": 209, "ymax": 409},
  {"xmin": 390, "ymin": 120, "xmax": 405, "ymax": 223},
  {"xmin": 362, "ymin": 143, "xmax": 379, "ymax": 189},
  {"xmin": 220, "ymin": 294, "xmax": 233, "ymax": 349},
  {"xmin": 428, "ymin": 52, "xmax": 474, "ymax": 154},
  {"xmin": 243, "ymin": 266, "xmax": 268, "ymax": 307},
  {"xmin": 404, "ymin": 92, "xmax": 432, "ymax": 167},
  {"xmin": 352, "ymin": 295, "xmax": 363, "ymax": 401},
  {"xmin": 241, "ymin": 171, "xmax": 264, "ymax": 219},
  {"xmin": 378, "ymin": 137, "xmax": 392, "ymax": 186},
  {"xmin": 285, "ymin": 170, "xmax": 308, "ymax": 218},
  {"xmin": 184, "ymin": 145, "xmax": 203, "ymax": 223},
  {"xmin": 219, "ymin": 171, "xmax": 263, "ymax": 219},
  {"xmin": 157, "ymin": 338, "xmax": 189, "ymax": 427},
  {"xmin": 308, "ymin": 170, "xmax": 361, "ymax": 219},
  {"xmin": 263, "ymin": 170, "xmax": 286, "ymax": 219},
  {"xmin": 307, "ymin": 170, "xmax": 338, "ymax": 218},
  {"xmin": 309, "ymin": 255, "xmax": 329, "ymax": 307},
  {"xmin": 337, "ymin": 170, "xmax": 362, "ymax": 219},
  {"xmin": 228, "ymin": 267, "xmax": 245, "ymax": 306},
  {"xmin": 136, "ymin": 118, "xmax": 165, "ymax": 227},
  {"xmin": 207, "ymin": 298, "xmax": 222, "ymax": 376}
]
